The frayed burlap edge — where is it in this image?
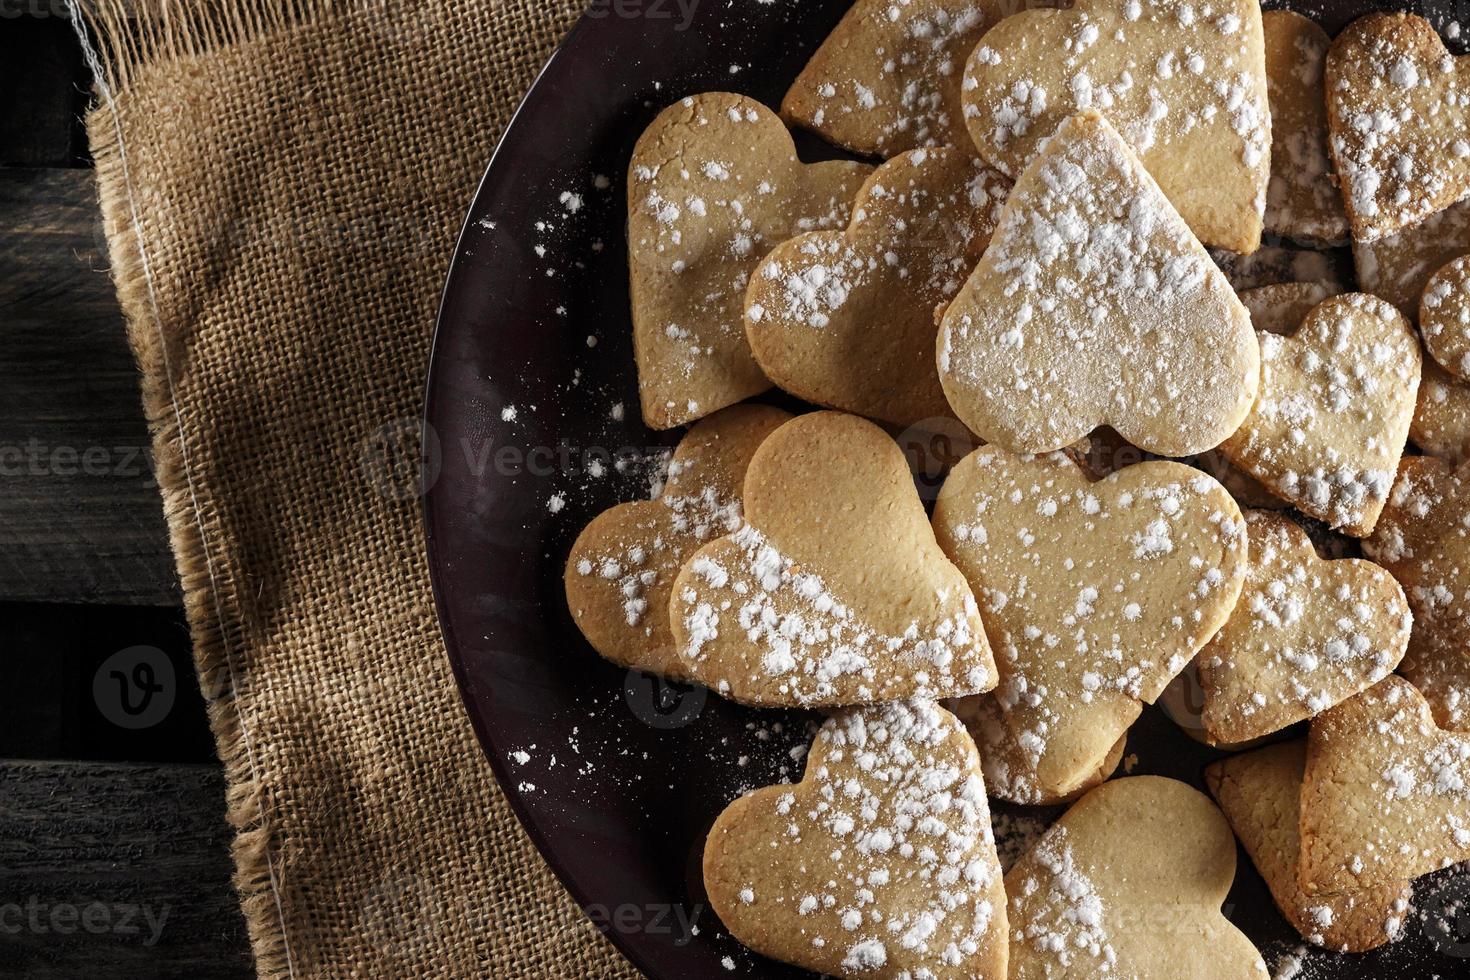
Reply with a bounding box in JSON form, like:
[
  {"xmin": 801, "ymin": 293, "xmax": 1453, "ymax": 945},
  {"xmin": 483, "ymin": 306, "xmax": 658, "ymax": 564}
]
[{"xmin": 71, "ymin": 3, "xmax": 371, "ymax": 975}]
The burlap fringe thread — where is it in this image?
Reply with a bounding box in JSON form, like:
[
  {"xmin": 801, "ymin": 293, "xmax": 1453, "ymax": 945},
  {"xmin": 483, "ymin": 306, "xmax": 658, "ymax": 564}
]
[
  {"xmin": 73, "ymin": 0, "xmax": 366, "ymax": 93},
  {"xmin": 66, "ymin": 2, "xmax": 402, "ymax": 976}
]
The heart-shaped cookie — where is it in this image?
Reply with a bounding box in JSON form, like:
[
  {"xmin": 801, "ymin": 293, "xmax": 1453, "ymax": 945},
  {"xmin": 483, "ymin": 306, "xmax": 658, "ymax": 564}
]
[
  {"xmin": 1006, "ymin": 776, "xmax": 1267, "ymax": 977},
  {"xmin": 704, "ymin": 701, "xmax": 1008, "ymax": 979},
  {"xmin": 960, "ymin": 0, "xmax": 1270, "ymax": 252},
  {"xmin": 1364, "ymin": 454, "xmax": 1470, "ymax": 578},
  {"xmin": 937, "ymin": 111, "xmax": 1259, "ymax": 456},
  {"xmin": 934, "ymin": 446, "xmax": 1248, "ymax": 799},
  {"xmin": 1220, "ymin": 293, "xmax": 1421, "ymax": 536},
  {"xmin": 671, "ymin": 411, "xmax": 995, "ymax": 707},
  {"xmin": 1197, "ymin": 510, "xmax": 1411, "ymax": 745},
  {"xmin": 1401, "ymin": 628, "xmax": 1470, "ymax": 733},
  {"xmin": 1354, "ymin": 196, "xmax": 1470, "ymax": 316},
  {"xmin": 1239, "ymin": 281, "xmax": 1345, "ymax": 336},
  {"xmin": 950, "ymin": 693, "xmax": 1125, "ymax": 806},
  {"xmin": 1206, "ymin": 740, "xmax": 1412, "ymax": 952},
  {"xmin": 781, "ymin": 0, "xmax": 1001, "ymax": 157},
  {"xmin": 1326, "ymin": 13, "xmax": 1470, "ymax": 243},
  {"xmin": 1364, "ymin": 457, "xmax": 1470, "ymax": 736},
  {"xmin": 1261, "ymin": 11, "xmax": 1350, "ymax": 246},
  {"xmin": 565, "ymin": 405, "xmax": 791, "ymax": 677},
  {"xmin": 628, "ymin": 93, "xmax": 872, "ymax": 429},
  {"xmin": 1300, "ymin": 676, "xmax": 1470, "ymax": 896},
  {"xmin": 745, "ymin": 148, "xmax": 1008, "ymax": 427},
  {"xmin": 1413, "ymin": 358, "xmax": 1470, "ymax": 461},
  {"xmin": 1421, "ymin": 255, "xmax": 1470, "ymax": 378}
]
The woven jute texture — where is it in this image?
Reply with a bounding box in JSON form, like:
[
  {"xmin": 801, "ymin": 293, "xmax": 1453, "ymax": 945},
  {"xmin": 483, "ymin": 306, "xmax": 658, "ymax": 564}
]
[{"xmin": 79, "ymin": 1, "xmax": 637, "ymax": 975}]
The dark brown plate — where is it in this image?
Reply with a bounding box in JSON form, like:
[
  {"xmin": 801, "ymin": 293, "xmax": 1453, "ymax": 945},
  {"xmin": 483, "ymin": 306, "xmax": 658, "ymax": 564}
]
[{"xmin": 425, "ymin": 1, "xmax": 1470, "ymax": 975}]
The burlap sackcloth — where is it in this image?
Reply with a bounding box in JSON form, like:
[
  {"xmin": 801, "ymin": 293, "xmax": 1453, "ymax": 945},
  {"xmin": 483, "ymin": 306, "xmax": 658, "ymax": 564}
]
[{"xmin": 76, "ymin": 1, "xmax": 638, "ymax": 975}]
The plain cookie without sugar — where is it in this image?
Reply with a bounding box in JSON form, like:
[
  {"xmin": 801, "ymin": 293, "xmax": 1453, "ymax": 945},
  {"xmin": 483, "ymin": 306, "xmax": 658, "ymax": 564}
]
[
  {"xmin": 937, "ymin": 110, "xmax": 1259, "ymax": 456},
  {"xmin": 627, "ymin": 93, "xmax": 871, "ymax": 428},
  {"xmin": 670, "ymin": 411, "xmax": 995, "ymax": 707}
]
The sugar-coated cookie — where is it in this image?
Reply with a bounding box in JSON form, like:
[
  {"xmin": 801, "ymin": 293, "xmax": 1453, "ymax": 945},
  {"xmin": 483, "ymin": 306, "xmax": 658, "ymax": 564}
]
[
  {"xmin": 628, "ymin": 93, "xmax": 871, "ymax": 428},
  {"xmin": 781, "ymin": 0, "xmax": 1002, "ymax": 157},
  {"xmin": 1421, "ymin": 255, "xmax": 1470, "ymax": 379},
  {"xmin": 671, "ymin": 411, "xmax": 995, "ymax": 707},
  {"xmin": 1400, "ymin": 627, "xmax": 1470, "ymax": 733},
  {"xmin": 1214, "ymin": 243, "xmax": 1352, "ymax": 293},
  {"xmin": 1413, "ymin": 358, "xmax": 1470, "ymax": 461},
  {"xmin": 1326, "ymin": 453, "xmax": 1470, "ymax": 733},
  {"xmin": 1365, "ymin": 454, "xmax": 1470, "ymax": 578},
  {"xmin": 952, "ymin": 693, "xmax": 1125, "ymax": 805},
  {"xmin": 703, "ymin": 701, "xmax": 1008, "ymax": 979},
  {"xmin": 1300, "ymin": 676, "xmax": 1470, "ymax": 896},
  {"xmin": 1261, "ymin": 11, "xmax": 1349, "ymax": 246},
  {"xmin": 1197, "ymin": 511, "xmax": 1410, "ymax": 745},
  {"xmin": 565, "ymin": 405, "xmax": 791, "ymax": 677},
  {"xmin": 1007, "ymin": 776, "xmax": 1267, "ymax": 977},
  {"xmin": 1206, "ymin": 740, "xmax": 1412, "ymax": 952},
  {"xmin": 745, "ymin": 148, "xmax": 1008, "ymax": 427},
  {"xmin": 1238, "ymin": 281, "xmax": 1345, "ymax": 336},
  {"xmin": 1365, "ymin": 454, "xmax": 1470, "ymax": 651},
  {"xmin": 1326, "ymin": 13, "xmax": 1470, "ymax": 243},
  {"xmin": 937, "ymin": 111, "xmax": 1259, "ymax": 456},
  {"xmin": 961, "ymin": 0, "xmax": 1269, "ymax": 252},
  {"xmin": 1354, "ymin": 196, "xmax": 1470, "ymax": 316},
  {"xmin": 1220, "ymin": 293, "xmax": 1421, "ymax": 536},
  {"xmin": 934, "ymin": 446, "xmax": 1247, "ymax": 799}
]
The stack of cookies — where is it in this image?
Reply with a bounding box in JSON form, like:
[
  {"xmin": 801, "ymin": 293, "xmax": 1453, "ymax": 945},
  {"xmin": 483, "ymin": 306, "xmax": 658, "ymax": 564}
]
[{"xmin": 567, "ymin": 2, "xmax": 1470, "ymax": 974}]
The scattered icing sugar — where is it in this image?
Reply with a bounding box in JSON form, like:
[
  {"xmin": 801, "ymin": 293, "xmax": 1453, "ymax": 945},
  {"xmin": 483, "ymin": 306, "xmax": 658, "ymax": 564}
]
[
  {"xmin": 784, "ymin": 0, "xmax": 996, "ymax": 156},
  {"xmin": 1010, "ymin": 826, "xmax": 1117, "ymax": 971},
  {"xmin": 961, "ymin": 0, "xmax": 1269, "ymax": 248},
  {"xmin": 723, "ymin": 702, "xmax": 1003, "ymax": 976},
  {"xmin": 1327, "ymin": 16, "xmax": 1470, "ymax": 240},
  {"xmin": 938, "ymin": 111, "xmax": 1255, "ymax": 455},
  {"xmin": 677, "ymin": 523, "xmax": 989, "ymax": 705}
]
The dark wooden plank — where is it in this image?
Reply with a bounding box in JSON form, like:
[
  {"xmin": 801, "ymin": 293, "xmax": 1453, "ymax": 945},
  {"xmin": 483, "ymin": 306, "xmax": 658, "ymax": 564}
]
[
  {"xmin": 0, "ymin": 14, "xmax": 90, "ymax": 167},
  {"xmin": 0, "ymin": 602, "xmax": 216, "ymax": 764},
  {"xmin": 0, "ymin": 761, "xmax": 252, "ymax": 979},
  {"xmin": 0, "ymin": 167, "xmax": 179, "ymax": 605}
]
